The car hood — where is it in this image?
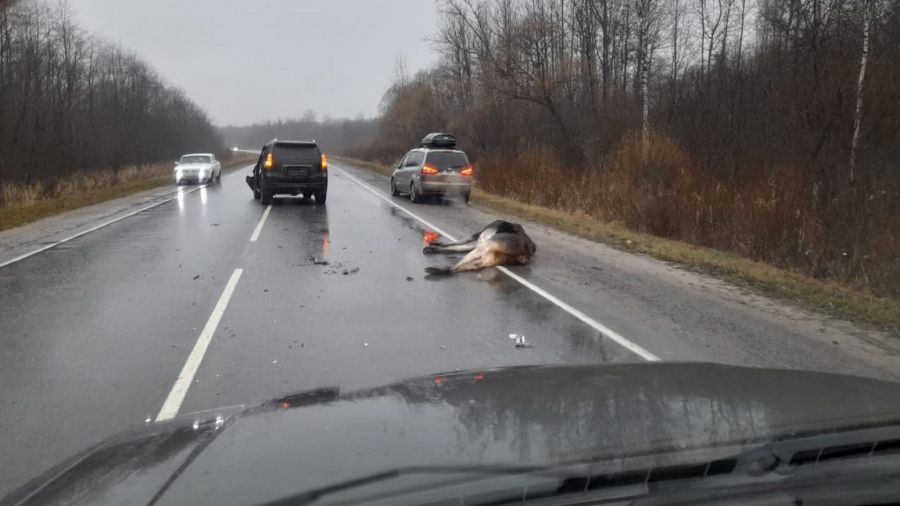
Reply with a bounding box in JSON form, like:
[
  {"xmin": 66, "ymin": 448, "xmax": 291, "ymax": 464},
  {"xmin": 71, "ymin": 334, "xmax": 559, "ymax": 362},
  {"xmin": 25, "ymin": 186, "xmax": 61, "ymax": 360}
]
[{"xmin": 6, "ymin": 363, "xmax": 900, "ymax": 505}]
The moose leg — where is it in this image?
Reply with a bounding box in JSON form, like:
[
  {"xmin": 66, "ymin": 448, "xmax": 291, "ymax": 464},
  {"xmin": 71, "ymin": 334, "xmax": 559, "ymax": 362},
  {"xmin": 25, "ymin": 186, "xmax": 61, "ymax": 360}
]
[
  {"xmin": 423, "ymin": 233, "xmax": 479, "ymax": 254},
  {"xmin": 450, "ymin": 248, "xmax": 492, "ymax": 272}
]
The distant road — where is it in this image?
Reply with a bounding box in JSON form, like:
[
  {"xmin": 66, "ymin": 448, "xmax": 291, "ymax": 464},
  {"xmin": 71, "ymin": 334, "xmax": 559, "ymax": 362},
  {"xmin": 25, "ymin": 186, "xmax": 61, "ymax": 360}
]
[{"xmin": 2, "ymin": 160, "xmax": 899, "ymax": 496}]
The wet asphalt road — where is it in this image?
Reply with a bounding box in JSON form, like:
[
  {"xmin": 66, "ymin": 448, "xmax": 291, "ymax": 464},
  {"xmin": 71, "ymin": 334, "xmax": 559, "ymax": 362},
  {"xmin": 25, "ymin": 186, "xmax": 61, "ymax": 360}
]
[
  {"xmin": 0, "ymin": 164, "xmax": 636, "ymax": 495},
  {"xmin": 2, "ymin": 161, "xmax": 899, "ymax": 496}
]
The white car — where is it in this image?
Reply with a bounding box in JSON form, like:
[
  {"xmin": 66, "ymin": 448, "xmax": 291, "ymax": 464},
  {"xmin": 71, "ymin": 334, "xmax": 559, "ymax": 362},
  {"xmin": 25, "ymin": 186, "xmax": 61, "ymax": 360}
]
[{"xmin": 174, "ymin": 153, "xmax": 222, "ymax": 184}]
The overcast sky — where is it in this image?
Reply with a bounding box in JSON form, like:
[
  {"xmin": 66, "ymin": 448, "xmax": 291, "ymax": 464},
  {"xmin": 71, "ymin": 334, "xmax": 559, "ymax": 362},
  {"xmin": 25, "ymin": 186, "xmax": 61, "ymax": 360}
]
[{"xmin": 69, "ymin": 0, "xmax": 440, "ymax": 126}]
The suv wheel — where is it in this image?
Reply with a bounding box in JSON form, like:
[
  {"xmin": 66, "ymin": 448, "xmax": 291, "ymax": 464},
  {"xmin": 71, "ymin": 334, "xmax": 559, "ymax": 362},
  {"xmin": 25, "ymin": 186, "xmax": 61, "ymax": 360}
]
[
  {"xmin": 409, "ymin": 182, "xmax": 421, "ymax": 204},
  {"xmin": 390, "ymin": 177, "xmax": 400, "ymax": 197},
  {"xmin": 463, "ymin": 192, "xmax": 471, "ymax": 204},
  {"xmin": 314, "ymin": 191, "xmax": 327, "ymax": 204},
  {"xmin": 260, "ymin": 178, "xmax": 273, "ymax": 205}
]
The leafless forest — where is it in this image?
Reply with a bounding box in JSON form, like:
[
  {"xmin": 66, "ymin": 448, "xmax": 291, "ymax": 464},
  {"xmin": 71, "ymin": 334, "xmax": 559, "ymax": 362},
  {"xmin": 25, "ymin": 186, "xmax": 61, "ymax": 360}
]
[
  {"xmin": 220, "ymin": 114, "xmax": 377, "ymax": 155},
  {"xmin": 0, "ymin": 1, "xmax": 222, "ymax": 186},
  {"xmin": 360, "ymin": 0, "xmax": 899, "ymax": 297}
]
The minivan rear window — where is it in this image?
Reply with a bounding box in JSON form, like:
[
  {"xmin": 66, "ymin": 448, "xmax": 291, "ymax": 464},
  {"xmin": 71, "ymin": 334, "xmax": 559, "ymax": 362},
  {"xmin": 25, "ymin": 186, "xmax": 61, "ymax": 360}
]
[{"xmin": 426, "ymin": 151, "xmax": 468, "ymax": 170}]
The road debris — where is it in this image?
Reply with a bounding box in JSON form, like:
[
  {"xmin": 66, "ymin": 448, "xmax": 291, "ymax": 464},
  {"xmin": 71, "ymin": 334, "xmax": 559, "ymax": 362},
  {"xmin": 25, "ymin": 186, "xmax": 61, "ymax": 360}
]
[
  {"xmin": 193, "ymin": 275, "xmax": 200, "ymax": 280},
  {"xmin": 509, "ymin": 333, "xmax": 532, "ymax": 348},
  {"xmin": 406, "ymin": 276, "xmax": 414, "ymax": 281},
  {"xmin": 310, "ymin": 256, "xmax": 330, "ymax": 265}
]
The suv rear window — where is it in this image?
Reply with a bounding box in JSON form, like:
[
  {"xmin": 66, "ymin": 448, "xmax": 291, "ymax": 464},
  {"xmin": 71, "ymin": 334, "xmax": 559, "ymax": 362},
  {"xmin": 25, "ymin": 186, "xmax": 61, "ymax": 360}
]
[
  {"xmin": 425, "ymin": 151, "xmax": 468, "ymax": 170},
  {"xmin": 275, "ymin": 143, "xmax": 319, "ymax": 164}
]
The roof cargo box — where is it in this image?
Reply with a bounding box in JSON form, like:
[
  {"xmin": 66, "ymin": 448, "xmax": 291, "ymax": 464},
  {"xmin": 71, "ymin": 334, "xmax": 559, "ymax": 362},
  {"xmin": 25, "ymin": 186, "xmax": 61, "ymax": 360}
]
[{"xmin": 420, "ymin": 132, "xmax": 456, "ymax": 149}]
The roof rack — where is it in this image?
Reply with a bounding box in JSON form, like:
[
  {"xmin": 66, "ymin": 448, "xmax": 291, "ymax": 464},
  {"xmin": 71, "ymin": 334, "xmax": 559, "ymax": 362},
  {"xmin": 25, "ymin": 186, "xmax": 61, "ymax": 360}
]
[{"xmin": 420, "ymin": 132, "xmax": 456, "ymax": 149}]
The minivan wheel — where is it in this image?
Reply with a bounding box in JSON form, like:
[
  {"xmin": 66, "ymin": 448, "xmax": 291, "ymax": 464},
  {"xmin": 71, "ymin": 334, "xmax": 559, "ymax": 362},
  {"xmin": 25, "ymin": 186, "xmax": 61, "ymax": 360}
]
[
  {"xmin": 390, "ymin": 178, "xmax": 400, "ymax": 197},
  {"xmin": 409, "ymin": 183, "xmax": 421, "ymax": 203}
]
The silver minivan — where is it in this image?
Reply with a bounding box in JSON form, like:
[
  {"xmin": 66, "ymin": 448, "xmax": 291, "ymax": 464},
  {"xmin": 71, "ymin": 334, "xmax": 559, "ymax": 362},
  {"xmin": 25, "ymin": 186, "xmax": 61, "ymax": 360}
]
[{"xmin": 390, "ymin": 134, "xmax": 473, "ymax": 203}]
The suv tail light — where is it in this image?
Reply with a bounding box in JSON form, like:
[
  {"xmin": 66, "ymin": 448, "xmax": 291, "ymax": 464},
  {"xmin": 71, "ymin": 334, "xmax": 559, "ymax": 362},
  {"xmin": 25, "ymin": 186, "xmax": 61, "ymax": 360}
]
[
  {"xmin": 320, "ymin": 153, "xmax": 328, "ymax": 171},
  {"xmin": 460, "ymin": 165, "xmax": 474, "ymax": 176},
  {"xmin": 421, "ymin": 163, "xmax": 439, "ymax": 175},
  {"xmin": 263, "ymin": 152, "xmax": 274, "ymax": 170}
]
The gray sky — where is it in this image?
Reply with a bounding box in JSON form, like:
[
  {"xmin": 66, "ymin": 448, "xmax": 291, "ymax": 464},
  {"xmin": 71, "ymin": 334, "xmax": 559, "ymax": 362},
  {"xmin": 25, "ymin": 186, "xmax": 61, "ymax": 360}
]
[{"xmin": 69, "ymin": 0, "xmax": 440, "ymax": 126}]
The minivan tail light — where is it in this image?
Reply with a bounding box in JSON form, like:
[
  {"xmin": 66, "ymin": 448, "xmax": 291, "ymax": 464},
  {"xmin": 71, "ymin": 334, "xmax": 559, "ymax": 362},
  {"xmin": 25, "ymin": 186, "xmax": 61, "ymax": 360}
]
[
  {"xmin": 321, "ymin": 153, "xmax": 328, "ymax": 171},
  {"xmin": 421, "ymin": 163, "xmax": 439, "ymax": 175},
  {"xmin": 263, "ymin": 152, "xmax": 274, "ymax": 170},
  {"xmin": 460, "ymin": 165, "xmax": 474, "ymax": 176}
]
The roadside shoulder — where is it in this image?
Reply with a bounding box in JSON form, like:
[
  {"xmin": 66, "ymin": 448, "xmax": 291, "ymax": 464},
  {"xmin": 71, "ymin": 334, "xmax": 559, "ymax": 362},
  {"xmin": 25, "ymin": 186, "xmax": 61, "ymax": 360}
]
[{"xmin": 334, "ymin": 155, "xmax": 900, "ymax": 337}]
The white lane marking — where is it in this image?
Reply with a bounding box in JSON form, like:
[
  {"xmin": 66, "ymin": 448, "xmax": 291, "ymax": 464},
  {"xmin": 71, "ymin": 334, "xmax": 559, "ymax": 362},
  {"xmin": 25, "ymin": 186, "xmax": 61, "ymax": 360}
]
[
  {"xmin": 249, "ymin": 205, "xmax": 272, "ymax": 242},
  {"xmin": 0, "ymin": 184, "xmax": 208, "ymax": 269},
  {"xmin": 156, "ymin": 268, "xmax": 243, "ymax": 421},
  {"xmin": 495, "ymin": 267, "xmax": 659, "ymax": 361},
  {"xmin": 333, "ymin": 165, "xmax": 661, "ymax": 362}
]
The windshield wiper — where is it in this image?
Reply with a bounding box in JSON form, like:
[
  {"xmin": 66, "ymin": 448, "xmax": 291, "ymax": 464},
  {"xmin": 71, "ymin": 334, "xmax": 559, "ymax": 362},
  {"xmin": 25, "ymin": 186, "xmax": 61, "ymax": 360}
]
[
  {"xmin": 258, "ymin": 464, "xmax": 562, "ymax": 506},
  {"xmin": 260, "ymin": 423, "xmax": 900, "ymax": 506}
]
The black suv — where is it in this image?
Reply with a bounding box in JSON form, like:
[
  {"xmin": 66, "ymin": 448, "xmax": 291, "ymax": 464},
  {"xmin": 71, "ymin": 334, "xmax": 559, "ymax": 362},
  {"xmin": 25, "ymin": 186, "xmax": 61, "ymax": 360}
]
[{"xmin": 246, "ymin": 140, "xmax": 328, "ymax": 204}]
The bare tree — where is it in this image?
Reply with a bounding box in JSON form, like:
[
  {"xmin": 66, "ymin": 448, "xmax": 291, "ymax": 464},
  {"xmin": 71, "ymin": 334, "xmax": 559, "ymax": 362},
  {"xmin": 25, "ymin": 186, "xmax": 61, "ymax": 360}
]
[{"xmin": 848, "ymin": 0, "xmax": 872, "ymax": 186}]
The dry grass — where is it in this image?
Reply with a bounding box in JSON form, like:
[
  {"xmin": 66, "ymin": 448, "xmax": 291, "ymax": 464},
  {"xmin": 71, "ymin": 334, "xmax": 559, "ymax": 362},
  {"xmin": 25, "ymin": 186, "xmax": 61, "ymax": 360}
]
[
  {"xmin": 0, "ymin": 156, "xmax": 254, "ymax": 231},
  {"xmin": 332, "ymin": 155, "xmax": 394, "ymax": 177},
  {"xmin": 476, "ymin": 132, "xmax": 900, "ymax": 300},
  {"xmin": 337, "ymin": 153, "xmax": 900, "ymax": 334},
  {"xmin": 1, "ymin": 163, "xmax": 172, "ymax": 208}
]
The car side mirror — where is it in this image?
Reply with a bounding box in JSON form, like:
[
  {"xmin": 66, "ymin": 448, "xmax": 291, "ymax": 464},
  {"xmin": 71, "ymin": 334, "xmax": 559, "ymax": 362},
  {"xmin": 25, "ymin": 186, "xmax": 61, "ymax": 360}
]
[{"xmin": 175, "ymin": 161, "xmax": 180, "ymax": 165}]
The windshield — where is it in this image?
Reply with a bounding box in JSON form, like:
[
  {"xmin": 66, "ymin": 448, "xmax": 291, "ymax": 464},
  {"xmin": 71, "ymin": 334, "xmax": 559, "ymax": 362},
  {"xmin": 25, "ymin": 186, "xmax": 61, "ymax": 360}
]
[
  {"xmin": 180, "ymin": 155, "xmax": 211, "ymax": 164},
  {"xmin": 1, "ymin": 0, "xmax": 898, "ymax": 504}
]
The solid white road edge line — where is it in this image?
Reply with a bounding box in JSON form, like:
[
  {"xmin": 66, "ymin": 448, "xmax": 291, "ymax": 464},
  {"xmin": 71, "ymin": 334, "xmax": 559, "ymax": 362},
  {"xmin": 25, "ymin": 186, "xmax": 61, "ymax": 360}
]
[
  {"xmin": 333, "ymin": 165, "xmax": 661, "ymax": 362},
  {"xmin": 156, "ymin": 268, "xmax": 243, "ymax": 421},
  {"xmin": 249, "ymin": 205, "xmax": 272, "ymax": 242},
  {"xmin": 0, "ymin": 184, "xmax": 209, "ymax": 269}
]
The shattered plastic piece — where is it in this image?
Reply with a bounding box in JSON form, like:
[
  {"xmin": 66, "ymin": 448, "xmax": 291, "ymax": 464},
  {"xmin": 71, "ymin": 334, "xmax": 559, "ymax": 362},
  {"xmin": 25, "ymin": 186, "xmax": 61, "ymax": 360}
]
[
  {"xmin": 508, "ymin": 333, "xmax": 531, "ymax": 348},
  {"xmin": 406, "ymin": 276, "xmax": 414, "ymax": 281},
  {"xmin": 364, "ymin": 342, "xmax": 369, "ymax": 347}
]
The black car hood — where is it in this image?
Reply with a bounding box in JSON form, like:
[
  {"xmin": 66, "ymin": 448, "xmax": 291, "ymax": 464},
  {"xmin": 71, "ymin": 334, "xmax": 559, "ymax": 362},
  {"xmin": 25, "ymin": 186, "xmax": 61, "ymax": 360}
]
[{"xmin": 6, "ymin": 362, "xmax": 900, "ymax": 505}]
